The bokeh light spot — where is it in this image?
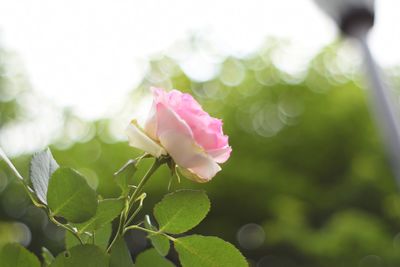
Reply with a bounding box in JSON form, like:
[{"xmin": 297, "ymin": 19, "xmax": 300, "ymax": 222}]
[
  {"xmin": 237, "ymin": 223, "xmax": 265, "ymax": 250},
  {"xmin": 359, "ymin": 255, "xmax": 384, "ymax": 267}
]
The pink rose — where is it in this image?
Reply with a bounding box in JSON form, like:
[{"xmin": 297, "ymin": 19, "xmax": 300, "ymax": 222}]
[{"xmin": 126, "ymin": 87, "xmax": 231, "ymax": 182}]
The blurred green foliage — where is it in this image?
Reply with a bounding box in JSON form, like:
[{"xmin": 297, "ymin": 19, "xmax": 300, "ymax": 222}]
[
  {"xmin": 0, "ymin": 50, "xmax": 26, "ymax": 127},
  {"xmin": 2, "ymin": 41, "xmax": 400, "ymax": 267}
]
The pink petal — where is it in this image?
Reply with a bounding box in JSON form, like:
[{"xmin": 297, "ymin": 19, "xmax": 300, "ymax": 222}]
[
  {"xmin": 144, "ymin": 103, "xmax": 158, "ymax": 141},
  {"xmin": 156, "ymin": 103, "xmax": 221, "ymax": 180},
  {"xmin": 207, "ymin": 146, "xmax": 232, "ymax": 163}
]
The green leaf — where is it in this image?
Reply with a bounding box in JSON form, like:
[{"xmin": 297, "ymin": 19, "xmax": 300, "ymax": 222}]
[
  {"xmin": 109, "ymin": 237, "xmax": 133, "ymax": 267},
  {"xmin": 76, "ymin": 198, "xmax": 124, "ymax": 232},
  {"xmin": 114, "ymin": 159, "xmax": 137, "ymax": 195},
  {"xmin": 92, "ymin": 224, "xmax": 112, "ymax": 251},
  {"xmin": 50, "ymin": 245, "xmax": 108, "ymax": 267},
  {"xmin": 175, "ymin": 235, "xmax": 248, "ymax": 267},
  {"xmin": 0, "ymin": 243, "xmax": 40, "ymax": 267},
  {"xmin": 135, "ymin": 249, "xmax": 174, "ymax": 267},
  {"xmin": 65, "ymin": 231, "xmax": 82, "ymax": 250},
  {"xmin": 65, "ymin": 223, "xmax": 112, "ymax": 251},
  {"xmin": 66, "ymin": 200, "xmax": 122, "ymax": 250},
  {"xmin": 29, "ymin": 148, "xmax": 59, "ymax": 204},
  {"xmin": 47, "ymin": 168, "xmax": 98, "ymax": 223},
  {"xmin": 41, "ymin": 247, "xmax": 55, "ymax": 266},
  {"xmin": 144, "ymin": 215, "xmax": 170, "ymax": 256},
  {"xmin": 148, "ymin": 233, "xmax": 170, "ymax": 257},
  {"xmin": 154, "ymin": 190, "xmax": 210, "ymax": 234}
]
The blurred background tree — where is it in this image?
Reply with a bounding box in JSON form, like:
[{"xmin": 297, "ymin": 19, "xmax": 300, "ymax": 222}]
[
  {"xmin": 0, "ymin": 49, "xmax": 28, "ymax": 127},
  {"xmin": 1, "ymin": 39, "xmax": 400, "ymax": 267}
]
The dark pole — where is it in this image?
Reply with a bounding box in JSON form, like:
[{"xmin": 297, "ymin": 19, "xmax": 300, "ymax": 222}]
[
  {"xmin": 356, "ymin": 30, "xmax": 400, "ymax": 187},
  {"xmin": 314, "ymin": 0, "xmax": 400, "ymax": 187}
]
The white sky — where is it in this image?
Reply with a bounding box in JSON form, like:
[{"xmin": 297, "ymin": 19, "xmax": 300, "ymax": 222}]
[{"xmin": 0, "ymin": 0, "xmax": 399, "ymax": 119}]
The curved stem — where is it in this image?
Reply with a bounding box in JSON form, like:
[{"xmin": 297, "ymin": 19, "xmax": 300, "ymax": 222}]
[
  {"xmin": 0, "ymin": 147, "xmax": 45, "ymax": 209},
  {"xmin": 124, "ymin": 193, "xmax": 146, "ymax": 227},
  {"xmin": 0, "ymin": 147, "xmax": 84, "ymax": 245},
  {"xmin": 107, "ymin": 157, "xmax": 165, "ymax": 253},
  {"xmin": 125, "ymin": 225, "xmax": 176, "ymax": 242},
  {"xmin": 128, "ymin": 159, "xmax": 163, "ymax": 212},
  {"xmin": 49, "ymin": 216, "xmax": 83, "ymax": 245}
]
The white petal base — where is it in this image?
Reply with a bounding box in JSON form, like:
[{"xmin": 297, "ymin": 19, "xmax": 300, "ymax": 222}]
[{"xmin": 126, "ymin": 120, "xmax": 166, "ymax": 158}]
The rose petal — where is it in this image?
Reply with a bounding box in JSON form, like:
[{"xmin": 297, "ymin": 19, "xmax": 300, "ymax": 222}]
[
  {"xmin": 156, "ymin": 102, "xmax": 194, "ymax": 139},
  {"xmin": 156, "ymin": 103, "xmax": 221, "ymax": 180},
  {"xmin": 144, "ymin": 104, "xmax": 158, "ymax": 140},
  {"xmin": 126, "ymin": 120, "xmax": 166, "ymax": 157},
  {"xmin": 160, "ymin": 131, "xmax": 221, "ymax": 181},
  {"xmin": 144, "ymin": 87, "xmax": 164, "ymax": 140},
  {"xmin": 178, "ymin": 167, "xmax": 212, "ymax": 183},
  {"xmin": 207, "ymin": 146, "xmax": 232, "ymax": 163}
]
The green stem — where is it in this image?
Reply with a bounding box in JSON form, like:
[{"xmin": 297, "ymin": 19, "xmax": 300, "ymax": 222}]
[
  {"xmin": 125, "ymin": 225, "xmax": 176, "ymax": 242},
  {"xmin": 22, "ymin": 184, "xmax": 46, "ymax": 208},
  {"xmin": 107, "ymin": 157, "xmax": 165, "ymax": 253},
  {"xmin": 0, "ymin": 147, "xmax": 45, "ymax": 209},
  {"xmin": 128, "ymin": 158, "xmax": 163, "ymax": 211},
  {"xmin": 92, "ymin": 231, "xmax": 96, "ymax": 245},
  {"xmin": 124, "ymin": 193, "xmax": 145, "ymax": 227},
  {"xmin": 49, "ymin": 216, "xmax": 84, "ymax": 245},
  {"xmin": 0, "ymin": 147, "xmax": 84, "ymax": 245},
  {"xmin": 106, "ymin": 217, "xmax": 123, "ymax": 253}
]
